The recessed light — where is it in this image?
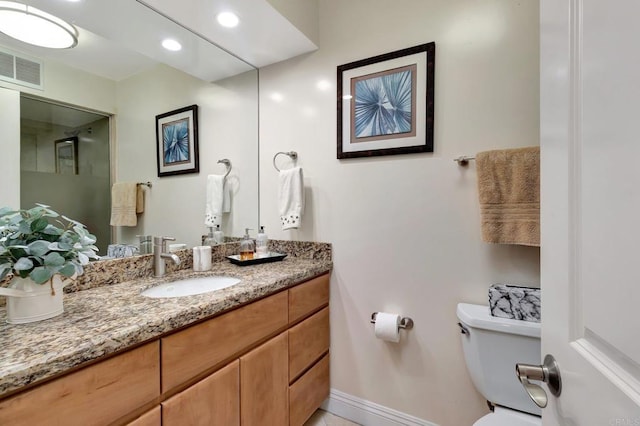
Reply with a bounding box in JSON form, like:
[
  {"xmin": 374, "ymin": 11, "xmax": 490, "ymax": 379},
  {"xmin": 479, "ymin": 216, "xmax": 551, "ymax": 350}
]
[
  {"xmin": 162, "ymin": 39, "xmax": 182, "ymax": 51},
  {"xmin": 216, "ymin": 11, "xmax": 239, "ymax": 28}
]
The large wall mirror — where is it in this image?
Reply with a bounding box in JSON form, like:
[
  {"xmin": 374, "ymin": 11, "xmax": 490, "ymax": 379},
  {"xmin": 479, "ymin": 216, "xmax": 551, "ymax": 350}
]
[{"xmin": 0, "ymin": 0, "xmax": 259, "ymax": 254}]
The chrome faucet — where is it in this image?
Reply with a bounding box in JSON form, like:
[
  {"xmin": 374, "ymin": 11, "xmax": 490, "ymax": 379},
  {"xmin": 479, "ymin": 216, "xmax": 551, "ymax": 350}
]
[{"xmin": 153, "ymin": 236, "xmax": 181, "ymax": 278}]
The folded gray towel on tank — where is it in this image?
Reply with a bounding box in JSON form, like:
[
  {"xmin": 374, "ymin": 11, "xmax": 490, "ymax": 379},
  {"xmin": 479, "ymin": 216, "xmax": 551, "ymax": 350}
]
[{"xmin": 488, "ymin": 284, "xmax": 540, "ymax": 323}]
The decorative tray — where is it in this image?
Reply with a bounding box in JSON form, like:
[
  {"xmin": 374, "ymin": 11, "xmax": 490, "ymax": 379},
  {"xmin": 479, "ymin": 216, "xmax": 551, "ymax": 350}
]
[{"xmin": 226, "ymin": 252, "xmax": 287, "ymax": 266}]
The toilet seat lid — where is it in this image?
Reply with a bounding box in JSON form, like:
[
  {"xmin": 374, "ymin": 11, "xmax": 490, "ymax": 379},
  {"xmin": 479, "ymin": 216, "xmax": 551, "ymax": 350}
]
[{"xmin": 473, "ymin": 407, "xmax": 541, "ymax": 426}]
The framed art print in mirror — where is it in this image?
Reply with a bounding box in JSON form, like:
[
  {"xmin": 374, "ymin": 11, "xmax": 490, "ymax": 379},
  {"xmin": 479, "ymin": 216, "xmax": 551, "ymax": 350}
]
[
  {"xmin": 337, "ymin": 42, "xmax": 435, "ymax": 159},
  {"xmin": 156, "ymin": 104, "xmax": 199, "ymax": 177},
  {"xmin": 55, "ymin": 137, "xmax": 78, "ymax": 174}
]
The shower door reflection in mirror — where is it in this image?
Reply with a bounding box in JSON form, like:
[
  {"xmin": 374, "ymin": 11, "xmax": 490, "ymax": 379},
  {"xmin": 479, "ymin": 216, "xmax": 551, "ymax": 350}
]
[{"xmin": 20, "ymin": 96, "xmax": 111, "ymax": 255}]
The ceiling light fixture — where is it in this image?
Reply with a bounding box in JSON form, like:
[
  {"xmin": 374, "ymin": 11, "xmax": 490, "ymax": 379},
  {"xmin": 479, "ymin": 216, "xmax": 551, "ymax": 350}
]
[
  {"xmin": 0, "ymin": 1, "xmax": 78, "ymax": 49},
  {"xmin": 216, "ymin": 11, "xmax": 239, "ymax": 28},
  {"xmin": 161, "ymin": 38, "xmax": 182, "ymax": 51}
]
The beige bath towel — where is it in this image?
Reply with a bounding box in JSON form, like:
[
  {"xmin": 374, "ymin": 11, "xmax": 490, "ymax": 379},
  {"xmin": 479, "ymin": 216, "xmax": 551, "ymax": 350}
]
[
  {"xmin": 136, "ymin": 185, "xmax": 145, "ymax": 214},
  {"xmin": 110, "ymin": 182, "xmax": 138, "ymax": 227},
  {"xmin": 476, "ymin": 147, "xmax": 540, "ymax": 246}
]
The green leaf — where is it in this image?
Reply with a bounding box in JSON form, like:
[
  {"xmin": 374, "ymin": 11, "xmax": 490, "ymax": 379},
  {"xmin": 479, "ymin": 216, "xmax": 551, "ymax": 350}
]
[
  {"xmin": 43, "ymin": 252, "xmax": 65, "ymax": 267},
  {"xmin": 29, "ymin": 266, "xmax": 53, "ymax": 284},
  {"xmin": 58, "ymin": 263, "xmax": 76, "ymax": 277},
  {"xmin": 27, "ymin": 240, "xmax": 50, "ymax": 256},
  {"xmin": 0, "ymin": 207, "xmax": 15, "ymax": 217},
  {"xmin": 18, "ymin": 221, "xmax": 31, "ymax": 234},
  {"xmin": 42, "ymin": 225, "xmax": 62, "ymax": 236},
  {"xmin": 14, "ymin": 257, "xmax": 34, "ymax": 271},
  {"xmin": 78, "ymin": 252, "xmax": 89, "ymax": 265},
  {"xmin": 8, "ymin": 247, "xmax": 28, "ymax": 259},
  {"xmin": 30, "ymin": 217, "xmax": 48, "ymax": 233},
  {"xmin": 48, "ymin": 242, "xmax": 68, "ymax": 251}
]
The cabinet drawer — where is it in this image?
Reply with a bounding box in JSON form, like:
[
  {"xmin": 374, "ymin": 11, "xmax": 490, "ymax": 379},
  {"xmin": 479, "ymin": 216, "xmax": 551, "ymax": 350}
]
[
  {"xmin": 289, "ymin": 354, "xmax": 330, "ymax": 426},
  {"xmin": 288, "ymin": 273, "xmax": 329, "ymax": 324},
  {"xmin": 162, "ymin": 291, "xmax": 288, "ymax": 392},
  {"xmin": 162, "ymin": 360, "xmax": 239, "ymax": 426},
  {"xmin": 0, "ymin": 342, "xmax": 160, "ymax": 426},
  {"xmin": 289, "ymin": 307, "xmax": 329, "ymax": 382}
]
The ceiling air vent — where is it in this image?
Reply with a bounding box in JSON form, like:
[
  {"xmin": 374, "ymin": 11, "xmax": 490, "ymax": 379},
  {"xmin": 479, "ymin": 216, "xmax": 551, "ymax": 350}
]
[{"xmin": 0, "ymin": 47, "xmax": 43, "ymax": 90}]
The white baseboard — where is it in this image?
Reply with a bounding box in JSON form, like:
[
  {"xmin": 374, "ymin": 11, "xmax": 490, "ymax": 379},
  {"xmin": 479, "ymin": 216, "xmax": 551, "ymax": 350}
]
[{"xmin": 321, "ymin": 388, "xmax": 438, "ymax": 426}]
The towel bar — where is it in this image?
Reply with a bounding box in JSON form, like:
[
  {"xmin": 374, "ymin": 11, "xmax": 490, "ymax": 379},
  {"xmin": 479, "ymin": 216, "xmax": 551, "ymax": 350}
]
[
  {"xmin": 217, "ymin": 159, "xmax": 232, "ymax": 179},
  {"xmin": 454, "ymin": 156, "xmax": 475, "ymax": 166},
  {"xmin": 370, "ymin": 312, "xmax": 414, "ymax": 329},
  {"xmin": 137, "ymin": 182, "xmax": 152, "ymax": 188},
  {"xmin": 273, "ymin": 151, "xmax": 298, "ymax": 172}
]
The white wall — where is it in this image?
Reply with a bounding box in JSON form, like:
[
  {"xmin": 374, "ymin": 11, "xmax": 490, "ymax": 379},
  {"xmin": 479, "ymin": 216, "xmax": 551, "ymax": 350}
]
[
  {"xmin": 115, "ymin": 65, "xmax": 259, "ymax": 247},
  {"xmin": 259, "ymin": 0, "xmax": 540, "ymax": 424},
  {"xmin": 0, "ymin": 55, "xmax": 116, "ymax": 114},
  {"xmin": 0, "ymin": 87, "xmax": 20, "ymax": 208}
]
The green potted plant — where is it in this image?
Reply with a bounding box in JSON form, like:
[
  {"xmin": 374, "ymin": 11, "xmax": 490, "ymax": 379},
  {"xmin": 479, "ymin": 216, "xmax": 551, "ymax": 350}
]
[{"xmin": 0, "ymin": 204, "xmax": 99, "ymax": 324}]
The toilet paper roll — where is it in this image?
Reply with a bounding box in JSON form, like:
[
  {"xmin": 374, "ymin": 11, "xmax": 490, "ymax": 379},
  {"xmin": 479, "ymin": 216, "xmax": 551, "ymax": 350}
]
[
  {"xmin": 193, "ymin": 246, "xmax": 212, "ymax": 271},
  {"xmin": 374, "ymin": 312, "xmax": 401, "ymax": 343}
]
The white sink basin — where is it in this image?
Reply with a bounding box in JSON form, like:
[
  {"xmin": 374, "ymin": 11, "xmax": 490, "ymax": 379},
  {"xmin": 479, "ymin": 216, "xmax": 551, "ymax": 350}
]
[{"xmin": 141, "ymin": 276, "xmax": 241, "ymax": 298}]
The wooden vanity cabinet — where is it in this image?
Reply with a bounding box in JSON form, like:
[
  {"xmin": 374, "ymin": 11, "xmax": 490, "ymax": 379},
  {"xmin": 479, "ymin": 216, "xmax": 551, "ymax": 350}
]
[{"xmin": 0, "ymin": 272, "xmax": 330, "ymax": 426}]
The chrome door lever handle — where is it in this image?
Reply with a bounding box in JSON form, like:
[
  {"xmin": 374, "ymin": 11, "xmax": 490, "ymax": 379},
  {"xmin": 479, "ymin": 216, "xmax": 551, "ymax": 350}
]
[{"xmin": 515, "ymin": 354, "xmax": 562, "ymax": 408}]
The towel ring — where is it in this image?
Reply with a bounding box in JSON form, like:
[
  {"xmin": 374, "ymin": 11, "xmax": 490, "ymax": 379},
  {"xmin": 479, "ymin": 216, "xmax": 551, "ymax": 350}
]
[
  {"xmin": 273, "ymin": 151, "xmax": 298, "ymax": 172},
  {"xmin": 217, "ymin": 159, "xmax": 232, "ymax": 179}
]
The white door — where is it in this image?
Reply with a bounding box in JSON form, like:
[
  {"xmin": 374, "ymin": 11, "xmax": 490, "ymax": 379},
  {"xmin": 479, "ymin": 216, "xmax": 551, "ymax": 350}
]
[{"xmin": 541, "ymin": 0, "xmax": 640, "ymax": 424}]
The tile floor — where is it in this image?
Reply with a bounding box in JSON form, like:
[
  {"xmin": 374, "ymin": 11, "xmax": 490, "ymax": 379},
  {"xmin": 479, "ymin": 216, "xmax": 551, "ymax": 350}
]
[{"xmin": 304, "ymin": 409, "xmax": 361, "ymax": 426}]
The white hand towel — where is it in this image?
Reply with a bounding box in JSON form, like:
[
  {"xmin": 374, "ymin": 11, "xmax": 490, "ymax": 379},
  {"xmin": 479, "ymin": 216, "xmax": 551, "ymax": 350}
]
[
  {"xmin": 110, "ymin": 182, "xmax": 138, "ymax": 227},
  {"xmin": 278, "ymin": 167, "xmax": 304, "ymax": 230},
  {"xmin": 222, "ymin": 181, "xmax": 231, "ymax": 213},
  {"xmin": 205, "ymin": 174, "xmax": 225, "ymax": 226}
]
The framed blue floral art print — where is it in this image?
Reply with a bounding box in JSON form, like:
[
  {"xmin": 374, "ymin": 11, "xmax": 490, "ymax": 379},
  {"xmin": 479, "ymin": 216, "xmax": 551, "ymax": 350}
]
[
  {"xmin": 156, "ymin": 104, "xmax": 199, "ymax": 176},
  {"xmin": 337, "ymin": 43, "xmax": 435, "ymax": 159}
]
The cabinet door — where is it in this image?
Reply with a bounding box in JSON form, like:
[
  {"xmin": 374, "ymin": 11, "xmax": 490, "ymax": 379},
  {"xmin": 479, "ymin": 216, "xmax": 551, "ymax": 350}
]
[
  {"xmin": 127, "ymin": 406, "xmax": 161, "ymax": 426},
  {"xmin": 240, "ymin": 332, "xmax": 288, "ymax": 425},
  {"xmin": 162, "ymin": 360, "xmax": 239, "ymax": 426}
]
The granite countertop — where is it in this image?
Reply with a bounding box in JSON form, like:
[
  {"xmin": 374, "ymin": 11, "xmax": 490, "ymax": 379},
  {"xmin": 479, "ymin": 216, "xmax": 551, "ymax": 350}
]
[{"xmin": 0, "ymin": 256, "xmax": 332, "ymax": 398}]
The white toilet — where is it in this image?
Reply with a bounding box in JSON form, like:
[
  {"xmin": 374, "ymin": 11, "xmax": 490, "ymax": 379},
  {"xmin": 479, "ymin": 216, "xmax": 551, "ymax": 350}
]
[{"xmin": 456, "ymin": 303, "xmax": 542, "ymax": 426}]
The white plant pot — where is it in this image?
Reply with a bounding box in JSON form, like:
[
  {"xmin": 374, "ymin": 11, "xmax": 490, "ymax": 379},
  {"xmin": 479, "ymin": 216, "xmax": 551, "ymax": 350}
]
[{"xmin": 0, "ymin": 275, "xmax": 71, "ymax": 324}]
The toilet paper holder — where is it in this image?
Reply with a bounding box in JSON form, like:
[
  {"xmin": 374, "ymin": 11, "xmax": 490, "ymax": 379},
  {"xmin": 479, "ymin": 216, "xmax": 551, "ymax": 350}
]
[{"xmin": 370, "ymin": 312, "xmax": 414, "ymax": 329}]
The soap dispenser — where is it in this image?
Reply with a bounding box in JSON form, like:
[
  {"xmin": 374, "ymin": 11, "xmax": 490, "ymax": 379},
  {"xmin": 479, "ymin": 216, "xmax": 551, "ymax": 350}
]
[
  {"xmin": 203, "ymin": 227, "xmax": 215, "ymax": 246},
  {"xmin": 240, "ymin": 228, "xmax": 254, "ymax": 260},
  {"xmin": 213, "ymin": 225, "xmax": 224, "ymax": 245},
  {"xmin": 256, "ymin": 226, "xmax": 268, "ymax": 258}
]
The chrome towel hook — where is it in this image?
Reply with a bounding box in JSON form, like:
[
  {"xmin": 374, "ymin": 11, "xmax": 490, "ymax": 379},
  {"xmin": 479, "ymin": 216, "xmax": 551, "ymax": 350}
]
[
  {"xmin": 217, "ymin": 159, "xmax": 232, "ymax": 179},
  {"xmin": 273, "ymin": 151, "xmax": 298, "ymax": 172}
]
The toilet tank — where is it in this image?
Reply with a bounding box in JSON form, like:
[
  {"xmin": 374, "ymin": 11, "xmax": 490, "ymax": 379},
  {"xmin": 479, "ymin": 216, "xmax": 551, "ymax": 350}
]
[{"xmin": 457, "ymin": 303, "xmax": 542, "ymax": 416}]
